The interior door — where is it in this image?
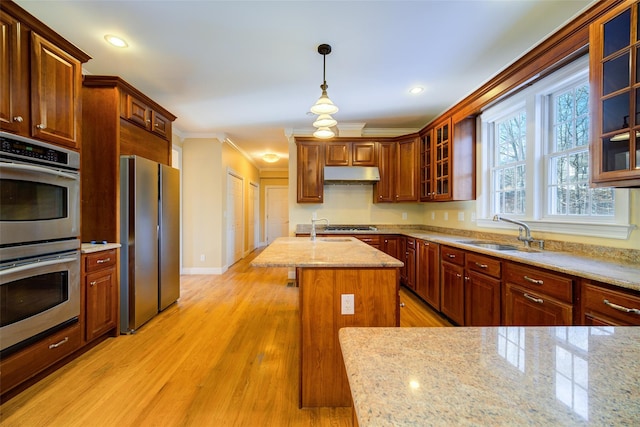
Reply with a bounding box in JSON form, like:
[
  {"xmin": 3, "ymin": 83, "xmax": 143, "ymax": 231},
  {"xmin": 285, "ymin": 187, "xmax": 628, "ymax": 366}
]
[
  {"xmin": 248, "ymin": 182, "xmax": 259, "ymax": 251},
  {"xmin": 265, "ymin": 186, "xmax": 288, "ymax": 244},
  {"xmin": 226, "ymin": 172, "xmax": 244, "ymax": 267}
]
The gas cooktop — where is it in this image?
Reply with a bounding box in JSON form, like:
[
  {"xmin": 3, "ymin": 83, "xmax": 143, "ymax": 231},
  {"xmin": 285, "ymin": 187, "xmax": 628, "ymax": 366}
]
[{"xmin": 324, "ymin": 225, "xmax": 378, "ymax": 232}]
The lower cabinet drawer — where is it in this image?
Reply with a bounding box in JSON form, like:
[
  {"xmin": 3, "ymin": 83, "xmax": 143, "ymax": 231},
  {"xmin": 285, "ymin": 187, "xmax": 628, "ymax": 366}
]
[
  {"xmin": 0, "ymin": 323, "xmax": 82, "ymax": 394},
  {"xmin": 582, "ymin": 282, "xmax": 640, "ymax": 326},
  {"xmin": 505, "ymin": 263, "xmax": 572, "ymax": 303}
]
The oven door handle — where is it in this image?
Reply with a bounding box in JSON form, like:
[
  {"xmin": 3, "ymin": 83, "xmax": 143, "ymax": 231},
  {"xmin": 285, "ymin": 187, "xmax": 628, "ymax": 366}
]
[
  {"xmin": 1, "ymin": 162, "xmax": 79, "ymax": 180},
  {"xmin": 0, "ymin": 256, "xmax": 78, "ymax": 276}
]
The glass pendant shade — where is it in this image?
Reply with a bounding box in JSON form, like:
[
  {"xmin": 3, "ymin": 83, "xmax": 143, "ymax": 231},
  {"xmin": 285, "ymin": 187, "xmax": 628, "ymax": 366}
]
[
  {"xmin": 310, "ymin": 90, "xmax": 339, "ymax": 115},
  {"xmin": 313, "ymin": 113, "xmax": 337, "ymax": 128},
  {"xmin": 313, "ymin": 127, "xmax": 335, "ymax": 139}
]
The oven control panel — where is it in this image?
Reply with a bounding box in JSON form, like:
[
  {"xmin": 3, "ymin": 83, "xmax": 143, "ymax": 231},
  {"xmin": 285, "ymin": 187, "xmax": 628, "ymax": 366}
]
[{"xmin": 0, "ymin": 132, "xmax": 79, "ymax": 169}]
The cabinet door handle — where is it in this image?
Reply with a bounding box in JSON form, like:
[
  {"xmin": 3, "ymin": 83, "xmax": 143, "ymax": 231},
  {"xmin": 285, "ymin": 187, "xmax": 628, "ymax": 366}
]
[
  {"xmin": 97, "ymin": 257, "xmax": 111, "ymax": 264},
  {"xmin": 13, "ymin": 116, "xmax": 23, "ymax": 123},
  {"xmin": 603, "ymin": 299, "xmax": 640, "ymax": 315},
  {"xmin": 523, "ymin": 293, "xmax": 543, "ymax": 304},
  {"xmin": 475, "ymin": 262, "xmax": 488, "ymax": 269},
  {"xmin": 523, "ymin": 275, "xmax": 543, "ymax": 285},
  {"xmin": 49, "ymin": 337, "xmax": 69, "ymax": 349},
  {"xmin": 36, "ymin": 123, "xmax": 46, "ymax": 129},
  {"xmin": 399, "ymin": 302, "xmax": 406, "ymax": 308},
  {"xmin": 90, "ymin": 280, "xmax": 98, "ymax": 287},
  {"xmin": 455, "ymin": 273, "xmax": 462, "ymax": 278}
]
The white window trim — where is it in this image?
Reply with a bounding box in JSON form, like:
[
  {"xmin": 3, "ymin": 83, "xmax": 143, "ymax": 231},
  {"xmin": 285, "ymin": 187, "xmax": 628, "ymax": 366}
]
[{"xmin": 477, "ymin": 55, "xmax": 634, "ymax": 240}]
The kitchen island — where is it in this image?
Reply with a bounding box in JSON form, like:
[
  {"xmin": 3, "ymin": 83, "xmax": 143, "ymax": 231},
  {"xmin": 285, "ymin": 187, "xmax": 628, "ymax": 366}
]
[
  {"xmin": 251, "ymin": 237, "xmax": 403, "ymax": 407},
  {"xmin": 340, "ymin": 326, "xmax": 640, "ymax": 426}
]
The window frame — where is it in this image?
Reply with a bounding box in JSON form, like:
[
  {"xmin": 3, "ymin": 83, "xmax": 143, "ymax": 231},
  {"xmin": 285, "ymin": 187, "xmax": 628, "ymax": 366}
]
[{"xmin": 477, "ymin": 55, "xmax": 632, "ymax": 240}]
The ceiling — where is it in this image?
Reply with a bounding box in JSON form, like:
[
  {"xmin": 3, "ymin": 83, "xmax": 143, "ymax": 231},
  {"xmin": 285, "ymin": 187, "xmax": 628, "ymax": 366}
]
[{"xmin": 16, "ymin": 0, "xmax": 597, "ymax": 169}]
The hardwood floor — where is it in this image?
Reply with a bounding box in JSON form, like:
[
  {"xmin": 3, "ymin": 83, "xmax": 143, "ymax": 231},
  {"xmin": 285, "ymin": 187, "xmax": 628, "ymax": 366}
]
[{"xmin": 0, "ymin": 249, "xmax": 449, "ymax": 426}]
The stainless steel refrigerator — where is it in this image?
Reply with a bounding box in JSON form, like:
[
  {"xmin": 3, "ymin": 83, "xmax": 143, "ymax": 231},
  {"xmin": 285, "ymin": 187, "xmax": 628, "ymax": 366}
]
[{"xmin": 120, "ymin": 155, "xmax": 180, "ymax": 334}]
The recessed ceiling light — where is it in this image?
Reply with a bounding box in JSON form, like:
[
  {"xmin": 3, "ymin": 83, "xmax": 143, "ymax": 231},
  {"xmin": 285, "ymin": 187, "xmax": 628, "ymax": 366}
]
[
  {"xmin": 409, "ymin": 86, "xmax": 424, "ymax": 94},
  {"xmin": 104, "ymin": 34, "xmax": 128, "ymax": 48}
]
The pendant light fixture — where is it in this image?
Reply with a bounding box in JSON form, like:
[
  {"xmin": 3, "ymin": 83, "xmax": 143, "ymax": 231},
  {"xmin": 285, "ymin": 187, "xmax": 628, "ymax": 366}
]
[{"xmin": 311, "ymin": 44, "xmax": 338, "ymax": 139}]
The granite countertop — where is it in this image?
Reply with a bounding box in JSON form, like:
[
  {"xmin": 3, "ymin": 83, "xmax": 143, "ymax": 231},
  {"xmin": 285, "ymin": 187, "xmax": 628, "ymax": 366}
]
[
  {"xmin": 340, "ymin": 326, "xmax": 640, "ymax": 427},
  {"xmin": 81, "ymin": 242, "xmax": 121, "ymax": 254},
  {"xmin": 295, "ymin": 225, "xmax": 640, "ymax": 292},
  {"xmin": 250, "ymin": 236, "xmax": 403, "ymax": 268}
]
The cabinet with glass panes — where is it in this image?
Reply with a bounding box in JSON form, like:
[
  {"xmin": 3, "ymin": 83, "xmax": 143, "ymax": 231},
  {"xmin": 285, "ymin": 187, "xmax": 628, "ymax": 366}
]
[{"xmin": 590, "ymin": 0, "xmax": 640, "ymax": 187}]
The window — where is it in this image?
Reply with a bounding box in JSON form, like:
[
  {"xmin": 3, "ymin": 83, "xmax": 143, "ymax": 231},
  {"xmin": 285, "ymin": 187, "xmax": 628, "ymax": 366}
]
[{"xmin": 479, "ymin": 55, "xmax": 631, "ymax": 239}]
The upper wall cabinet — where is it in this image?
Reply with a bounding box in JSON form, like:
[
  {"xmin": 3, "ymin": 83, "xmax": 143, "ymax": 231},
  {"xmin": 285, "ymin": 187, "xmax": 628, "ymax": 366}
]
[
  {"xmin": 296, "ymin": 139, "xmax": 324, "ymax": 203},
  {"xmin": 324, "ymin": 141, "xmax": 376, "ymax": 166},
  {"xmin": 420, "ymin": 117, "xmax": 475, "ymax": 201},
  {"xmin": 590, "ymin": 0, "xmax": 640, "ymax": 187},
  {"xmin": 374, "ymin": 136, "xmax": 419, "ymax": 203},
  {"xmin": 0, "ymin": 3, "xmax": 90, "ymax": 149}
]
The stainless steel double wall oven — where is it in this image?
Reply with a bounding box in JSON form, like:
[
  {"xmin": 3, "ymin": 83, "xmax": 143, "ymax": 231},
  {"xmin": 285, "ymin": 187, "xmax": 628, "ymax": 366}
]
[{"xmin": 0, "ymin": 132, "xmax": 81, "ymax": 356}]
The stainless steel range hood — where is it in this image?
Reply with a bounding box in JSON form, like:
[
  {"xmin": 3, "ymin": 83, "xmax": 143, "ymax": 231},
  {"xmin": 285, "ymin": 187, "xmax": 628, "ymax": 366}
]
[{"xmin": 324, "ymin": 166, "xmax": 380, "ymax": 183}]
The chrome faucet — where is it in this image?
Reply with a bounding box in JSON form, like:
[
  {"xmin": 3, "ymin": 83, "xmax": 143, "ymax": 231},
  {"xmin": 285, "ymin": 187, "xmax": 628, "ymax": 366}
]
[
  {"xmin": 310, "ymin": 218, "xmax": 329, "ymax": 241},
  {"xmin": 493, "ymin": 215, "xmax": 544, "ymax": 249}
]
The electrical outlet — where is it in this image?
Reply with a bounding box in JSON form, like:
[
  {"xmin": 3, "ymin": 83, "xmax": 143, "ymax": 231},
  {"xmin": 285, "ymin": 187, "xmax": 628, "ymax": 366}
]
[
  {"xmin": 431, "ymin": 212, "xmax": 435, "ymax": 220},
  {"xmin": 458, "ymin": 212, "xmax": 464, "ymax": 222},
  {"xmin": 200, "ymin": 254, "xmax": 205, "ymax": 261},
  {"xmin": 471, "ymin": 212, "xmax": 477, "ymax": 222},
  {"xmin": 402, "ymin": 212, "xmax": 407, "ymax": 220},
  {"xmin": 312, "ymin": 211, "xmax": 317, "ymax": 220},
  {"xmin": 341, "ymin": 294, "xmax": 355, "ymax": 315},
  {"xmin": 444, "ymin": 212, "xmax": 449, "ymax": 221}
]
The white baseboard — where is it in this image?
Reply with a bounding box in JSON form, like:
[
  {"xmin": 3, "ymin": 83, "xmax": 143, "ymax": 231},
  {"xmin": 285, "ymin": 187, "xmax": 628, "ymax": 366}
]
[{"xmin": 181, "ymin": 266, "xmax": 227, "ymax": 275}]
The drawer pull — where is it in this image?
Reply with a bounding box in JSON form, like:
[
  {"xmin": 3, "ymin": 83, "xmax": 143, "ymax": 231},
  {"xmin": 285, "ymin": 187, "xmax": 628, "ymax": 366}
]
[
  {"xmin": 97, "ymin": 258, "xmax": 111, "ymax": 264},
  {"xmin": 400, "ymin": 302, "xmax": 406, "ymax": 308},
  {"xmin": 475, "ymin": 262, "xmax": 488, "ymax": 269},
  {"xmin": 49, "ymin": 337, "xmax": 69, "ymax": 349},
  {"xmin": 524, "ymin": 293, "xmax": 543, "ymax": 304},
  {"xmin": 603, "ymin": 299, "xmax": 640, "ymax": 315},
  {"xmin": 90, "ymin": 280, "xmax": 98, "ymax": 287},
  {"xmin": 523, "ymin": 275, "xmax": 543, "ymax": 285},
  {"xmin": 448, "ymin": 254, "xmax": 456, "ymax": 259}
]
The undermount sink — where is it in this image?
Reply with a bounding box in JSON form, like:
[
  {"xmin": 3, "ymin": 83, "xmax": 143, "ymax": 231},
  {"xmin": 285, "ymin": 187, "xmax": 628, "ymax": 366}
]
[{"xmin": 459, "ymin": 240, "xmax": 540, "ymax": 252}]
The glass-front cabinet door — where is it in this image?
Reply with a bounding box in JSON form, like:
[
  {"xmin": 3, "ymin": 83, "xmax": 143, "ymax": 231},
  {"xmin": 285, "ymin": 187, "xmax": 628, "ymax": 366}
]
[
  {"xmin": 434, "ymin": 118, "xmax": 451, "ymax": 199},
  {"xmin": 590, "ymin": 0, "xmax": 640, "ymax": 187},
  {"xmin": 419, "ymin": 129, "xmax": 433, "ymax": 201}
]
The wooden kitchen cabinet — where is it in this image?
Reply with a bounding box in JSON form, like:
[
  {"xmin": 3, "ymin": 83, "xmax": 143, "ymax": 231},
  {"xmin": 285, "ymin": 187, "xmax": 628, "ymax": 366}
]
[
  {"xmin": 465, "ymin": 252, "xmax": 501, "ymax": 326},
  {"xmin": 381, "ymin": 235, "xmax": 400, "ymax": 260},
  {"xmin": 415, "ymin": 239, "xmax": 440, "ymax": 310},
  {"xmin": 504, "ymin": 262, "xmax": 573, "ymax": 326},
  {"xmin": 122, "ymin": 92, "xmax": 172, "ymax": 140},
  {"xmin": 401, "ymin": 238, "xmax": 416, "ymax": 290},
  {"xmin": 440, "ymin": 245, "xmax": 465, "ymax": 325},
  {"xmin": 0, "ymin": 323, "xmax": 82, "ymax": 396},
  {"xmin": 581, "ymin": 280, "xmax": 640, "ymax": 326},
  {"xmin": 374, "ymin": 136, "xmax": 419, "ymax": 203},
  {"xmin": 420, "ymin": 117, "xmax": 475, "ymax": 201},
  {"xmin": 83, "ymin": 249, "xmax": 119, "ymax": 343},
  {"xmin": 296, "ymin": 139, "xmax": 324, "ymax": 203},
  {"xmin": 324, "ymin": 141, "xmax": 376, "ymax": 166},
  {"xmin": 419, "ymin": 129, "xmax": 433, "ymax": 201},
  {"xmin": 0, "ymin": 2, "xmax": 90, "ymax": 149},
  {"xmin": 82, "ymin": 76, "xmax": 176, "ymax": 242},
  {"xmin": 374, "ymin": 141, "xmax": 396, "ymax": 202},
  {"xmin": 589, "ymin": 0, "xmax": 640, "ymax": 187}
]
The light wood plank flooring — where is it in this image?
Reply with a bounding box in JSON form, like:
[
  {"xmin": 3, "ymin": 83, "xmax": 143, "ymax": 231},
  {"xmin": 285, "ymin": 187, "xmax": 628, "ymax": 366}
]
[{"xmin": 0, "ymin": 249, "xmax": 449, "ymax": 426}]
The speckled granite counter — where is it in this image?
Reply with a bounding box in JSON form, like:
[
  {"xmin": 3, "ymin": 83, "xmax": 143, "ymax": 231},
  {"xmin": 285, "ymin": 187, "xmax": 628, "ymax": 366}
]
[
  {"xmin": 250, "ymin": 236, "xmax": 403, "ymax": 268},
  {"xmin": 340, "ymin": 326, "xmax": 640, "ymax": 426},
  {"xmin": 296, "ymin": 225, "xmax": 640, "ymax": 292},
  {"xmin": 80, "ymin": 242, "xmax": 121, "ymax": 253}
]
